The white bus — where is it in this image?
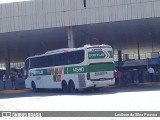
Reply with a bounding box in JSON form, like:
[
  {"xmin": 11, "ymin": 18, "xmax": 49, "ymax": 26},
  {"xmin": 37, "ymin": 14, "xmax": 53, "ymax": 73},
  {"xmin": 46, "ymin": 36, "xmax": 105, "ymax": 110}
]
[{"xmin": 24, "ymin": 44, "xmax": 115, "ymax": 92}]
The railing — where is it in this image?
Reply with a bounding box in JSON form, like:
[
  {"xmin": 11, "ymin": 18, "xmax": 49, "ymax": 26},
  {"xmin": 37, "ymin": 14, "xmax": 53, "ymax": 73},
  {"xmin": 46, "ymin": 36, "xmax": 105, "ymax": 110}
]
[
  {"xmin": 114, "ymin": 53, "xmax": 152, "ymax": 61},
  {"xmin": 0, "ymin": 62, "xmax": 24, "ymax": 70}
]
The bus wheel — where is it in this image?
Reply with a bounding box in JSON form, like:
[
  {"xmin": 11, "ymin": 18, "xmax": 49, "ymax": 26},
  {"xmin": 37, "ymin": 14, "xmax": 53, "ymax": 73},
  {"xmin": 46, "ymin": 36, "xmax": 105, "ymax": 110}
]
[
  {"xmin": 31, "ymin": 81, "xmax": 38, "ymax": 92},
  {"xmin": 68, "ymin": 80, "xmax": 76, "ymax": 93},
  {"xmin": 62, "ymin": 81, "xmax": 68, "ymax": 93}
]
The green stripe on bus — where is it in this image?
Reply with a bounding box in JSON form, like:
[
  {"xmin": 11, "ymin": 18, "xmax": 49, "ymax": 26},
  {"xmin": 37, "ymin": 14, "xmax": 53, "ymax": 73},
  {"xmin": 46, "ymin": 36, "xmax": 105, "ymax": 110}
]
[
  {"xmin": 43, "ymin": 69, "xmax": 51, "ymax": 75},
  {"xmin": 33, "ymin": 69, "xmax": 51, "ymax": 76},
  {"xmin": 55, "ymin": 68, "xmax": 58, "ymax": 75},
  {"xmin": 64, "ymin": 66, "xmax": 88, "ymax": 74},
  {"xmin": 53, "ymin": 75, "xmax": 56, "ymax": 82},
  {"xmin": 32, "ymin": 64, "xmax": 114, "ymax": 76},
  {"xmin": 89, "ymin": 63, "xmax": 114, "ymax": 72}
]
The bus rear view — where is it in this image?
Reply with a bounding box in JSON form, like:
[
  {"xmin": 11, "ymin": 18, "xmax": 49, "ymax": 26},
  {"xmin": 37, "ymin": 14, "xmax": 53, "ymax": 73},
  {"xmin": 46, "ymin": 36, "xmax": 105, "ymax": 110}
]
[
  {"xmin": 24, "ymin": 44, "xmax": 115, "ymax": 93},
  {"xmin": 86, "ymin": 45, "xmax": 115, "ymax": 89}
]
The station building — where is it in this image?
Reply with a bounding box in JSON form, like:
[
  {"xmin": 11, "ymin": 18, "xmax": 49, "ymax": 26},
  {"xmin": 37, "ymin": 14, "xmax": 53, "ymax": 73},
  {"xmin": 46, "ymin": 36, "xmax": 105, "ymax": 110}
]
[{"xmin": 0, "ymin": 0, "xmax": 160, "ymax": 77}]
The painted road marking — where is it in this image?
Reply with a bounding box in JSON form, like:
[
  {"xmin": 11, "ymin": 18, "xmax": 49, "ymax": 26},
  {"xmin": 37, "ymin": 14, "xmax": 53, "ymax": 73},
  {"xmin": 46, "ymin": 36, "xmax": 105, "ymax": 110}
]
[{"xmin": 0, "ymin": 90, "xmax": 31, "ymax": 94}]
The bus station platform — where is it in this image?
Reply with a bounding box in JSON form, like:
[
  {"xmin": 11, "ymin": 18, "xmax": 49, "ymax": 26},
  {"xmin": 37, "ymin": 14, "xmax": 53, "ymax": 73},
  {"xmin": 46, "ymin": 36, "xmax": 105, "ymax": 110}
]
[{"xmin": 0, "ymin": 78, "xmax": 27, "ymax": 94}]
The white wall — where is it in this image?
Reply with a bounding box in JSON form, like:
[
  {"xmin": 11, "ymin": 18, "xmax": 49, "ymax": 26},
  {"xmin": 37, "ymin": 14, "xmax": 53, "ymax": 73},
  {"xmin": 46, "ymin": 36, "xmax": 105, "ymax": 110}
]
[{"xmin": 0, "ymin": 0, "xmax": 160, "ymax": 33}]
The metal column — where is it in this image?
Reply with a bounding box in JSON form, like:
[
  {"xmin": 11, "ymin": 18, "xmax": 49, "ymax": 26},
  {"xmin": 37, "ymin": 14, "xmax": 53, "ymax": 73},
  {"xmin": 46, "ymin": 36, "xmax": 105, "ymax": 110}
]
[
  {"xmin": 67, "ymin": 26, "xmax": 74, "ymax": 48},
  {"xmin": 4, "ymin": 49, "xmax": 10, "ymax": 79}
]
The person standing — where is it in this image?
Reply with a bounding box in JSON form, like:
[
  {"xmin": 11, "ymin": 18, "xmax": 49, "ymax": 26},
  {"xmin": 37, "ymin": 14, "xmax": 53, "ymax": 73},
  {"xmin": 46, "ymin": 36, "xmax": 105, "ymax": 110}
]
[
  {"xmin": 3, "ymin": 74, "xmax": 6, "ymax": 89},
  {"xmin": 138, "ymin": 70, "xmax": 143, "ymax": 83},
  {"xmin": 114, "ymin": 70, "xmax": 118, "ymax": 85},
  {"xmin": 155, "ymin": 69, "xmax": 160, "ymax": 82},
  {"xmin": 147, "ymin": 66, "xmax": 155, "ymax": 82},
  {"xmin": 10, "ymin": 71, "xmax": 16, "ymax": 89},
  {"xmin": 117, "ymin": 70, "xmax": 122, "ymax": 86}
]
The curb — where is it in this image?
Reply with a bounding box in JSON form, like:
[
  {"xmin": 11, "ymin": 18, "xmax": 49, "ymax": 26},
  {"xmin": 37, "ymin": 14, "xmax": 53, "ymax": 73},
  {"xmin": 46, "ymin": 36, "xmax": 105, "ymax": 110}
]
[
  {"xmin": 140, "ymin": 82, "xmax": 160, "ymax": 85},
  {"xmin": 108, "ymin": 82, "xmax": 160, "ymax": 88}
]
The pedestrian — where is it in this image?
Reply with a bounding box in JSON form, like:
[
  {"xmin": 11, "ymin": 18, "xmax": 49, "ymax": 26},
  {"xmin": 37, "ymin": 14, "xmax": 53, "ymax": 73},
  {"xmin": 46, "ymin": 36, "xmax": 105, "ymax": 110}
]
[
  {"xmin": 118, "ymin": 70, "xmax": 123, "ymax": 86},
  {"xmin": 114, "ymin": 70, "xmax": 118, "ymax": 85},
  {"xmin": 10, "ymin": 71, "xmax": 16, "ymax": 89},
  {"xmin": 147, "ymin": 66, "xmax": 155, "ymax": 82},
  {"xmin": 127, "ymin": 71, "xmax": 132, "ymax": 85},
  {"xmin": 115, "ymin": 69, "xmax": 122, "ymax": 85},
  {"xmin": 3, "ymin": 74, "xmax": 6, "ymax": 89},
  {"xmin": 138, "ymin": 70, "xmax": 143, "ymax": 83},
  {"xmin": 117, "ymin": 70, "xmax": 122, "ymax": 85},
  {"xmin": 155, "ymin": 69, "xmax": 160, "ymax": 82},
  {"xmin": 134, "ymin": 69, "xmax": 139, "ymax": 84},
  {"xmin": 157, "ymin": 69, "xmax": 160, "ymax": 82},
  {"xmin": 123, "ymin": 71, "xmax": 128, "ymax": 85}
]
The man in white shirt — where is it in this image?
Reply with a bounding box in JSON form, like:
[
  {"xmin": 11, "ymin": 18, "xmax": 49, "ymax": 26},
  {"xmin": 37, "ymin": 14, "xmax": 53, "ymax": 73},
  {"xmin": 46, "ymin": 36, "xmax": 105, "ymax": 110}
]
[{"xmin": 147, "ymin": 67, "xmax": 155, "ymax": 82}]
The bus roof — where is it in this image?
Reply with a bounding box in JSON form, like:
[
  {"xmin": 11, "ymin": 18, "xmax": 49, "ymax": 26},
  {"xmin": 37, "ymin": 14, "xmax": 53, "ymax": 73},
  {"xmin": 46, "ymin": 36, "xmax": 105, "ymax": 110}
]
[
  {"xmin": 26, "ymin": 44, "xmax": 112, "ymax": 59},
  {"xmin": 84, "ymin": 44, "xmax": 112, "ymax": 49}
]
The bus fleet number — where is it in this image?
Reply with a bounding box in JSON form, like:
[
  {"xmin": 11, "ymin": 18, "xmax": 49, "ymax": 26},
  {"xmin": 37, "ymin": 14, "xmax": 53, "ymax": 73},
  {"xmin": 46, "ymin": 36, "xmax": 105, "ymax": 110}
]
[{"xmin": 73, "ymin": 67, "xmax": 84, "ymax": 73}]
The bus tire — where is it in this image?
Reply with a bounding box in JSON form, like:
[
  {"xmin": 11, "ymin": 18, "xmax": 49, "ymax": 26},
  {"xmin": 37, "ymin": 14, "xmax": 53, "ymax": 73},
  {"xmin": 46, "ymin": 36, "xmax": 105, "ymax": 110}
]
[
  {"xmin": 68, "ymin": 80, "xmax": 76, "ymax": 93},
  {"xmin": 62, "ymin": 81, "xmax": 68, "ymax": 93},
  {"xmin": 31, "ymin": 81, "xmax": 38, "ymax": 92}
]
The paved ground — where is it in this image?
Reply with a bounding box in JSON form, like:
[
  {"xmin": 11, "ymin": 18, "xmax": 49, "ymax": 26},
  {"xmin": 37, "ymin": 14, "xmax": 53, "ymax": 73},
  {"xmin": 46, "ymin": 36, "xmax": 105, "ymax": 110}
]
[
  {"xmin": 0, "ymin": 85, "xmax": 160, "ymax": 111},
  {"xmin": 0, "ymin": 84, "xmax": 160, "ymax": 120}
]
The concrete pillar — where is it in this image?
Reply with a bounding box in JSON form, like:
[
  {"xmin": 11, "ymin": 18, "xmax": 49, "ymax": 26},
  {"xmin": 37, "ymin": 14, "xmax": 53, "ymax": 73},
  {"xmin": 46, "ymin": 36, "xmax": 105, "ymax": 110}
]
[
  {"xmin": 67, "ymin": 26, "xmax": 74, "ymax": 48},
  {"xmin": 118, "ymin": 50, "xmax": 122, "ymax": 66},
  {"xmin": 137, "ymin": 40, "xmax": 140, "ymax": 60},
  {"xmin": 4, "ymin": 49, "xmax": 10, "ymax": 79},
  {"xmin": 118, "ymin": 50, "xmax": 122, "ymax": 61}
]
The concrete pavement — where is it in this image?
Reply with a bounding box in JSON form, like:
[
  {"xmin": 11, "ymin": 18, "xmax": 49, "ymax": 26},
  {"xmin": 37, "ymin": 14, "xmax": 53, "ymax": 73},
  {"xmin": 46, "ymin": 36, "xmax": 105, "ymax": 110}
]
[{"xmin": 0, "ymin": 80, "xmax": 160, "ymax": 94}]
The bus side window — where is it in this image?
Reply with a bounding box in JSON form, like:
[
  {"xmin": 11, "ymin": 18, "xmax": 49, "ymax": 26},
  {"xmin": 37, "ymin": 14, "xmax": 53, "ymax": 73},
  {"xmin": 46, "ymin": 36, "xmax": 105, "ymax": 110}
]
[
  {"xmin": 42, "ymin": 56, "xmax": 48, "ymax": 67},
  {"xmin": 50, "ymin": 55, "xmax": 55, "ymax": 66},
  {"xmin": 43, "ymin": 55, "xmax": 54, "ymax": 67},
  {"xmin": 35, "ymin": 57, "xmax": 41, "ymax": 68},
  {"xmin": 55, "ymin": 53, "xmax": 69, "ymax": 66},
  {"xmin": 68, "ymin": 50, "xmax": 84, "ymax": 64},
  {"xmin": 55, "ymin": 54, "xmax": 62, "ymax": 66},
  {"xmin": 63, "ymin": 53, "xmax": 69, "ymax": 65}
]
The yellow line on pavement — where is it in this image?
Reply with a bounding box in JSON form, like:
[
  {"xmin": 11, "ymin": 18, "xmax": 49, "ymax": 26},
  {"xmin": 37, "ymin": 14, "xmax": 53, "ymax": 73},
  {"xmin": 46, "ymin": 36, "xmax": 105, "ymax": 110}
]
[
  {"xmin": 108, "ymin": 82, "xmax": 160, "ymax": 88},
  {"xmin": 139, "ymin": 82, "xmax": 160, "ymax": 85},
  {"xmin": 0, "ymin": 90, "xmax": 31, "ymax": 94}
]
